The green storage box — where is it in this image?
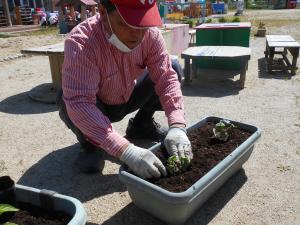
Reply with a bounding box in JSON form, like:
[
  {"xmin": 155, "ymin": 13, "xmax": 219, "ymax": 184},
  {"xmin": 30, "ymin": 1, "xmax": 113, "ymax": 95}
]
[{"xmin": 195, "ymin": 22, "xmax": 251, "ymax": 70}]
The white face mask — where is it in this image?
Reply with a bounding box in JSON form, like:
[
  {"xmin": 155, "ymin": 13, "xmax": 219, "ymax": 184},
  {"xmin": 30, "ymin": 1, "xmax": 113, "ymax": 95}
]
[{"xmin": 106, "ymin": 12, "xmax": 132, "ymax": 53}]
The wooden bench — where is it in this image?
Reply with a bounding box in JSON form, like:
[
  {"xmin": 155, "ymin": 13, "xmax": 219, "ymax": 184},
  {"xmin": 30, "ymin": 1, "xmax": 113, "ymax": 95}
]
[
  {"xmin": 21, "ymin": 43, "xmax": 64, "ymax": 104},
  {"xmin": 181, "ymin": 46, "xmax": 251, "ymax": 88},
  {"xmin": 264, "ymin": 35, "xmax": 300, "ymax": 75}
]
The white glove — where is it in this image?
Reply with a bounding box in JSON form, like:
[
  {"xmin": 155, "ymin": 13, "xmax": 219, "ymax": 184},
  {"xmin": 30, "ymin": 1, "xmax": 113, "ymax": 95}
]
[
  {"xmin": 120, "ymin": 144, "xmax": 167, "ymax": 179},
  {"xmin": 164, "ymin": 127, "xmax": 193, "ymax": 160}
]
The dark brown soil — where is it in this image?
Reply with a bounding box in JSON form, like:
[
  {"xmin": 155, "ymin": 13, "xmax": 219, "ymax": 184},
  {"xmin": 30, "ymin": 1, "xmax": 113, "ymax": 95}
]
[
  {"xmin": 0, "ymin": 202, "xmax": 71, "ymax": 225},
  {"xmin": 150, "ymin": 122, "xmax": 252, "ymax": 192}
]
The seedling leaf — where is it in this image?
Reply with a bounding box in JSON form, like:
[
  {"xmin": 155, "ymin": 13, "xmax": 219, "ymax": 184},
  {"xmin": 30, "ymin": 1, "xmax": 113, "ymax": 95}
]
[
  {"xmin": 167, "ymin": 155, "xmax": 190, "ymax": 176},
  {"xmin": 0, "ymin": 204, "xmax": 19, "ymax": 216},
  {"xmin": 213, "ymin": 119, "xmax": 236, "ymax": 141}
]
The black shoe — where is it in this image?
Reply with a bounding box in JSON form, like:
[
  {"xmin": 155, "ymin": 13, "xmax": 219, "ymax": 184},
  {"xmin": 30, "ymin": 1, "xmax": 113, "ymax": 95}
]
[
  {"xmin": 125, "ymin": 118, "xmax": 168, "ymax": 141},
  {"xmin": 75, "ymin": 143, "xmax": 105, "ymax": 174}
]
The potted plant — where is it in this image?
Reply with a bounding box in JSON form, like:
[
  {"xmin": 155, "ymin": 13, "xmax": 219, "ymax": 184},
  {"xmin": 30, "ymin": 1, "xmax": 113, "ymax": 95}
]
[
  {"xmin": 0, "ymin": 176, "xmax": 87, "ymax": 225},
  {"xmin": 119, "ymin": 116, "xmax": 261, "ymax": 225},
  {"xmin": 256, "ymin": 21, "xmax": 266, "ymax": 37}
]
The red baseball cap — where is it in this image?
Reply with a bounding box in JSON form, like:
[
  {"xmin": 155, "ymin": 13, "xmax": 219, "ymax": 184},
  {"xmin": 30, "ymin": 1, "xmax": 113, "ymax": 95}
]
[{"xmin": 110, "ymin": 0, "xmax": 162, "ymax": 28}]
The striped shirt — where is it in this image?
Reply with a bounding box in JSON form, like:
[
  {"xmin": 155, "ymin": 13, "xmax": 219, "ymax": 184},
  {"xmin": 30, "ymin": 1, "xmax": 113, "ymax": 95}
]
[{"xmin": 62, "ymin": 14, "xmax": 185, "ymax": 156}]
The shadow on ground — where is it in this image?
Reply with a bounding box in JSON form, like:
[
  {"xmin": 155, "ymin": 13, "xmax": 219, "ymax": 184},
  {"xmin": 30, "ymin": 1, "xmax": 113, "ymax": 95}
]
[
  {"xmin": 101, "ymin": 169, "xmax": 247, "ymax": 225},
  {"xmin": 0, "ymin": 91, "xmax": 57, "ymax": 114},
  {"xmin": 182, "ymin": 69, "xmax": 242, "ymax": 98},
  {"xmin": 258, "ymin": 57, "xmax": 294, "ymax": 80},
  {"xmin": 17, "ymin": 143, "xmax": 126, "ymax": 203}
]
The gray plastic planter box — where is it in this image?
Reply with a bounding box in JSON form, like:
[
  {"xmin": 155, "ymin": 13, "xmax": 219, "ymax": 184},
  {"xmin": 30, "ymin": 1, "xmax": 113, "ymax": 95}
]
[
  {"xmin": 119, "ymin": 116, "xmax": 261, "ymax": 225},
  {"xmin": 14, "ymin": 184, "xmax": 87, "ymax": 225}
]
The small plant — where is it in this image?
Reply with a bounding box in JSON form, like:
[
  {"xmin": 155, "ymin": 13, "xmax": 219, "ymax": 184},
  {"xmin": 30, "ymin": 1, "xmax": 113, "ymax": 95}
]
[
  {"xmin": 0, "ymin": 33, "xmax": 15, "ymax": 38},
  {"xmin": 213, "ymin": 119, "xmax": 236, "ymax": 141},
  {"xmin": 166, "ymin": 155, "xmax": 190, "ymax": 176},
  {"xmin": 258, "ymin": 21, "xmax": 265, "ymax": 29},
  {"xmin": 0, "ymin": 204, "xmax": 19, "ymax": 225},
  {"xmin": 218, "ymin": 17, "xmax": 227, "ymax": 23},
  {"xmin": 256, "ymin": 21, "xmax": 266, "ymax": 37},
  {"xmin": 205, "ymin": 18, "xmax": 212, "ymax": 23},
  {"xmin": 231, "ymin": 17, "xmax": 241, "ymax": 23},
  {"xmin": 186, "ymin": 19, "xmax": 194, "ymax": 28}
]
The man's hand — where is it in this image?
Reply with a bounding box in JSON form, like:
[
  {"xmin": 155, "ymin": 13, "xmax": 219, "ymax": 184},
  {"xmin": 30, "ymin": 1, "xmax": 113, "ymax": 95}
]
[
  {"xmin": 164, "ymin": 127, "xmax": 193, "ymax": 160},
  {"xmin": 120, "ymin": 144, "xmax": 167, "ymax": 179}
]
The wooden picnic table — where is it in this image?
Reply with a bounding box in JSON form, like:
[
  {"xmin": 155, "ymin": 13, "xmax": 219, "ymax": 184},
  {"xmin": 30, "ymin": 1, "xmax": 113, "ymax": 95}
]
[
  {"xmin": 264, "ymin": 35, "xmax": 300, "ymax": 75},
  {"xmin": 181, "ymin": 46, "xmax": 251, "ymax": 88},
  {"xmin": 21, "ymin": 42, "xmax": 64, "ymax": 104}
]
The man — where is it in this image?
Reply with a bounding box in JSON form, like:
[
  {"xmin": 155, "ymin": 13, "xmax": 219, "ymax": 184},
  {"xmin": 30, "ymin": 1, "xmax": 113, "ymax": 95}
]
[{"xmin": 57, "ymin": 0, "xmax": 193, "ymax": 178}]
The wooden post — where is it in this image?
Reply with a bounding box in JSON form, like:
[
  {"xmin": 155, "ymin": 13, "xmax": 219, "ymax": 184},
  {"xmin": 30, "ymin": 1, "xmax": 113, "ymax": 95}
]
[
  {"xmin": 240, "ymin": 60, "xmax": 247, "ymax": 89},
  {"xmin": 267, "ymin": 47, "xmax": 275, "ymax": 73},
  {"xmin": 192, "ymin": 58, "xmax": 198, "ymax": 78},
  {"xmin": 15, "ymin": 6, "xmax": 21, "ymax": 25},
  {"xmin": 289, "ymin": 48, "xmax": 299, "ymax": 75},
  {"xmin": 49, "ymin": 54, "xmax": 64, "ymax": 90},
  {"xmin": 3, "ymin": 0, "xmax": 12, "ymax": 26},
  {"xmin": 81, "ymin": 4, "xmax": 87, "ymax": 21},
  {"xmin": 184, "ymin": 58, "xmax": 191, "ymax": 85}
]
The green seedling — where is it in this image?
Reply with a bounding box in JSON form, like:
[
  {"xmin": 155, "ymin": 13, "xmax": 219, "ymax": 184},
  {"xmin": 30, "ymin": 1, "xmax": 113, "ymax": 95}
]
[
  {"xmin": 0, "ymin": 204, "xmax": 19, "ymax": 225},
  {"xmin": 213, "ymin": 119, "xmax": 236, "ymax": 141},
  {"xmin": 205, "ymin": 18, "xmax": 212, "ymax": 23},
  {"xmin": 0, "ymin": 204, "xmax": 19, "ymax": 216},
  {"xmin": 258, "ymin": 21, "xmax": 266, "ymax": 29},
  {"xmin": 231, "ymin": 17, "xmax": 241, "ymax": 23},
  {"xmin": 167, "ymin": 155, "xmax": 190, "ymax": 176},
  {"xmin": 218, "ymin": 17, "xmax": 227, "ymax": 23}
]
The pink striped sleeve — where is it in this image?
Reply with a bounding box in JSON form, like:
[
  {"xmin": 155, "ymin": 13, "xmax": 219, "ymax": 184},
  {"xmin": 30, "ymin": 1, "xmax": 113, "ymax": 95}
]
[
  {"xmin": 62, "ymin": 38, "xmax": 129, "ymax": 157},
  {"xmin": 144, "ymin": 29, "xmax": 186, "ymax": 126}
]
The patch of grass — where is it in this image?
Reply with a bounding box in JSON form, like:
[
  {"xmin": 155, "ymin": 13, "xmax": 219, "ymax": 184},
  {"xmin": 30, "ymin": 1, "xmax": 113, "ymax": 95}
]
[
  {"xmin": 248, "ymin": 19, "xmax": 300, "ymax": 28},
  {"xmin": 218, "ymin": 17, "xmax": 228, "ymax": 23},
  {"xmin": 20, "ymin": 27, "xmax": 59, "ymax": 36},
  {"xmin": 204, "ymin": 16, "xmax": 245, "ymax": 24},
  {"xmin": 205, "ymin": 18, "xmax": 212, "ymax": 23},
  {"xmin": 0, "ymin": 33, "xmax": 15, "ymax": 38},
  {"xmin": 277, "ymin": 164, "xmax": 292, "ymax": 172},
  {"xmin": 231, "ymin": 17, "xmax": 241, "ymax": 23},
  {"xmin": 181, "ymin": 18, "xmax": 199, "ymax": 28},
  {"xmin": 0, "ymin": 160, "xmax": 7, "ymax": 173}
]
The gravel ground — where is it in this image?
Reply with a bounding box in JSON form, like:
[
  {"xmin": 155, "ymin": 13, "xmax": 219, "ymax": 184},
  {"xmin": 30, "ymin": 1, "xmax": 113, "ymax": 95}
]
[{"xmin": 0, "ymin": 9, "xmax": 300, "ymax": 225}]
